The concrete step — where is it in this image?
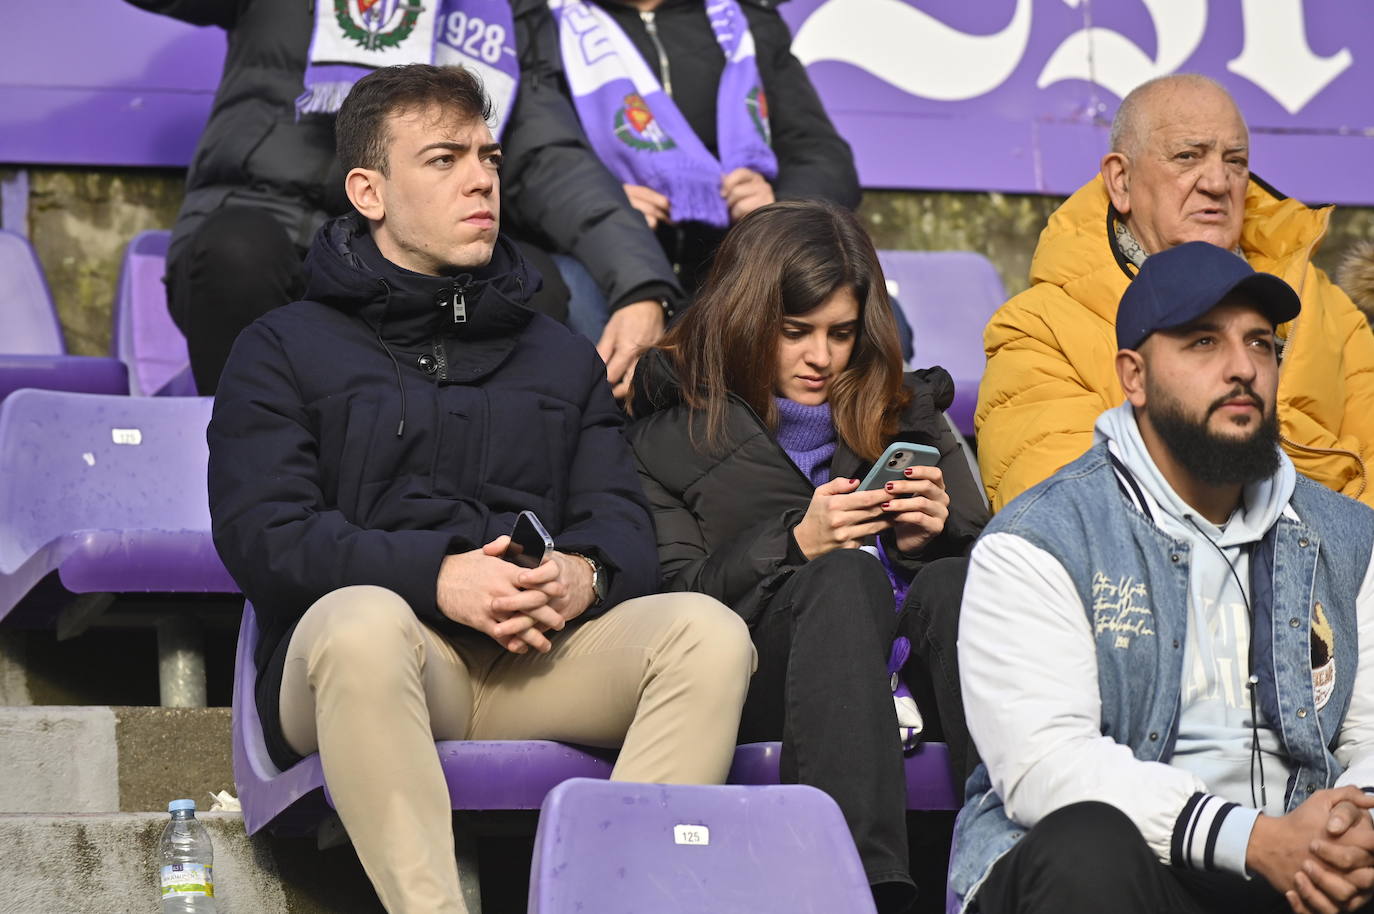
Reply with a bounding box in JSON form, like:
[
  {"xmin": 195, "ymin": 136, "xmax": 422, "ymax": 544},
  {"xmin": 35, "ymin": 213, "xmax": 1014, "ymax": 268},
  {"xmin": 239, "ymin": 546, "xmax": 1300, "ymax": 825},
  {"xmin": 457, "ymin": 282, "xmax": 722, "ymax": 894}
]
[
  {"xmin": 0, "ymin": 812, "xmax": 387, "ymax": 914},
  {"xmin": 0, "ymin": 706, "xmax": 231, "ymax": 814},
  {"xmin": 0, "ymin": 708, "xmax": 536, "ymax": 912},
  {"xmin": 0, "ymin": 812, "xmax": 543, "ymax": 914}
]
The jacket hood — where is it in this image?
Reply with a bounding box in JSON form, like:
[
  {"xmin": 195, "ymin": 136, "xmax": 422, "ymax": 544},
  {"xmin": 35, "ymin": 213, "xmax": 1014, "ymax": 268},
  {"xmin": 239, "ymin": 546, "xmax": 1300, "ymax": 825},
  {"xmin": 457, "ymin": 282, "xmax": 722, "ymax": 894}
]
[
  {"xmin": 1094, "ymin": 401, "xmax": 1295, "ymax": 546},
  {"xmin": 302, "ymin": 212, "xmax": 540, "ymax": 346},
  {"xmin": 629, "ymin": 348, "xmax": 685, "ymax": 418},
  {"xmin": 1336, "ymin": 240, "xmax": 1374, "ymax": 321}
]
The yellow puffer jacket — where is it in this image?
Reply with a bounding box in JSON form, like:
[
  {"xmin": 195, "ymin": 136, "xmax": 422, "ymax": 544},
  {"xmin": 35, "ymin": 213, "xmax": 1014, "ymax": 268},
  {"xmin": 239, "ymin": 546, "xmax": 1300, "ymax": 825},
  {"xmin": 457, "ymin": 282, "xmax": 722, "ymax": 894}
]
[{"xmin": 976, "ymin": 175, "xmax": 1374, "ymax": 513}]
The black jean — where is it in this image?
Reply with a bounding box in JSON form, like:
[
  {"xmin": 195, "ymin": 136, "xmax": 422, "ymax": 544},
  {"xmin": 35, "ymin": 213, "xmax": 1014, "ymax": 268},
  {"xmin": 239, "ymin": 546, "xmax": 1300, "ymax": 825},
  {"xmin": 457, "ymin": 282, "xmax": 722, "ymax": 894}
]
[
  {"xmin": 738, "ymin": 549, "xmax": 917, "ymax": 913},
  {"xmin": 901, "ymin": 556, "xmax": 979, "ymax": 795},
  {"xmin": 975, "ymin": 801, "xmax": 1373, "ymax": 914},
  {"xmin": 166, "ymin": 207, "xmax": 307, "ymax": 396}
]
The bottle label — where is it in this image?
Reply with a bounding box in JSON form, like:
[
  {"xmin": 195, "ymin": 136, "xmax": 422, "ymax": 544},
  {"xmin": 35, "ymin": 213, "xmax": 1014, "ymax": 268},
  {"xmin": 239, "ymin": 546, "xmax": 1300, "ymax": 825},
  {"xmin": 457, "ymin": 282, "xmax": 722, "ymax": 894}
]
[{"xmin": 160, "ymin": 863, "xmax": 214, "ymax": 899}]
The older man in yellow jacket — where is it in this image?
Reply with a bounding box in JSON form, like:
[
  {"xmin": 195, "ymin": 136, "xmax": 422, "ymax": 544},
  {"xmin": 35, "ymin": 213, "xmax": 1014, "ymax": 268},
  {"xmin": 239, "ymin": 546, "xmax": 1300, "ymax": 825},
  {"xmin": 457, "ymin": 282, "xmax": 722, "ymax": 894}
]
[{"xmin": 976, "ymin": 73, "xmax": 1374, "ymax": 513}]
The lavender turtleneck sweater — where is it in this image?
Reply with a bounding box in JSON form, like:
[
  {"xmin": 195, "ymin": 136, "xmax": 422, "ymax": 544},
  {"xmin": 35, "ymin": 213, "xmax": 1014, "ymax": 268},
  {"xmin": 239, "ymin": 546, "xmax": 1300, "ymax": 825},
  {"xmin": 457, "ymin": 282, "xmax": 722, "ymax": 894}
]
[{"xmin": 773, "ymin": 397, "xmax": 838, "ymax": 488}]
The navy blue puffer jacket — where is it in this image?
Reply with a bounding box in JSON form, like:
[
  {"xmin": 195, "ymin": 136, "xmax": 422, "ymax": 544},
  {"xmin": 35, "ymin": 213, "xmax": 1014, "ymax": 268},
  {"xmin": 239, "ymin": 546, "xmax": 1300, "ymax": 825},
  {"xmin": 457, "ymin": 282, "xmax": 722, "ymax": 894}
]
[{"xmin": 209, "ymin": 214, "xmax": 658, "ymax": 765}]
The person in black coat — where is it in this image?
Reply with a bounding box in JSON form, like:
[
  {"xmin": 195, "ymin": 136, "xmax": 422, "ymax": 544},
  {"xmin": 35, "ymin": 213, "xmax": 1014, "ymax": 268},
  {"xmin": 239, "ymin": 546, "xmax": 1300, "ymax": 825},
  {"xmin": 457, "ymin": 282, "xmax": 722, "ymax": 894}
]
[
  {"xmin": 125, "ymin": 0, "xmax": 567, "ymax": 394},
  {"xmin": 208, "ymin": 64, "xmax": 753, "ymax": 913},
  {"xmin": 503, "ymin": 0, "xmax": 864, "ymax": 399},
  {"xmin": 628, "ymin": 200, "xmax": 989, "ymax": 913}
]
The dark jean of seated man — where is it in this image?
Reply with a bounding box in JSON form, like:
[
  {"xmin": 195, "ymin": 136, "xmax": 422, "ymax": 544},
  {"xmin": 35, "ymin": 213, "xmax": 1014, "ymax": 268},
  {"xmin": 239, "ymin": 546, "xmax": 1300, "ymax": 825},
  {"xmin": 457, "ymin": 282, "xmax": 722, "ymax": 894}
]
[{"xmin": 207, "ymin": 63, "xmax": 754, "ymax": 914}]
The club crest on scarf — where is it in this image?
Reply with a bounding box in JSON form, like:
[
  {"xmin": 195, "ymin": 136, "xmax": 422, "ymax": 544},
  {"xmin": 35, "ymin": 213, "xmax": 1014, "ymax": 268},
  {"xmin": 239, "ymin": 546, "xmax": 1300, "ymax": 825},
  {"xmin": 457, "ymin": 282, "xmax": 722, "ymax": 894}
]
[
  {"xmin": 746, "ymin": 86, "xmax": 770, "ymax": 144},
  {"xmin": 615, "ymin": 94, "xmax": 677, "ymax": 152},
  {"xmin": 334, "ymin": 0, "xmax": 424, "ymax": 52}
]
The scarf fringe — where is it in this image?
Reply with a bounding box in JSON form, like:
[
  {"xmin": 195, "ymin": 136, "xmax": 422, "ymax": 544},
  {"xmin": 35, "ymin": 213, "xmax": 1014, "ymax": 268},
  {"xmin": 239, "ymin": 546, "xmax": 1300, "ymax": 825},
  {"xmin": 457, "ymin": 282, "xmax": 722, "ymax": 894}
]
[{"xmin": 296, "ymin": 81, "xmax": 357, "ymax": 118}]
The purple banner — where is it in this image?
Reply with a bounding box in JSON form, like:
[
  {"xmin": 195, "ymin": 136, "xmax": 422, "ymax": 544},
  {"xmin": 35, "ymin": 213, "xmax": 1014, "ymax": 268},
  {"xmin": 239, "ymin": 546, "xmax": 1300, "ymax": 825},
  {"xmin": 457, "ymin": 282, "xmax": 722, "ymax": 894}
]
[
  {"xmin": 779, "ymin": 0, "xmax": 1374, "ymax": 205},
  {"xmin": 3, "ymin": 0, "xmax": 1372, "ymax": 206}
]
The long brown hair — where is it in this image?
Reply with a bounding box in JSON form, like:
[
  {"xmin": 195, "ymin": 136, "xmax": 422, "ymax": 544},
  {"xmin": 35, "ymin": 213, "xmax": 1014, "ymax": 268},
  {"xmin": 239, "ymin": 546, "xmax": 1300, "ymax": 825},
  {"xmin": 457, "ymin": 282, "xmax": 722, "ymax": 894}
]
[{"xmin": 655, "ymin": 199, "xmax": 910, "ymax": 461}]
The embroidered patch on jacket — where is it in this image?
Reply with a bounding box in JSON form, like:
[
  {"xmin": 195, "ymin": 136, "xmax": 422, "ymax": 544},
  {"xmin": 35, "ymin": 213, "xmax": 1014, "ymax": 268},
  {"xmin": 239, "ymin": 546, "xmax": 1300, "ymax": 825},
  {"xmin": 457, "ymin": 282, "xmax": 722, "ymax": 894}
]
[
  {"xmin": 1311, "ymin": 600, "xmax": 1335, "ymax": 710},
  {"xmin": 1091, "ymin": 572, "xmax": 1155, "ymax": 649}
]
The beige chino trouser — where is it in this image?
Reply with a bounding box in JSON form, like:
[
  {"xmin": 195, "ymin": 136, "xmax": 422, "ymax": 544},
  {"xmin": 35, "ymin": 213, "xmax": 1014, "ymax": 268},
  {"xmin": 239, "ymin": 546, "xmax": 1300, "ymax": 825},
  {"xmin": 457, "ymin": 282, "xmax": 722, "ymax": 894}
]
[{"xmin": 278, "ymin": 585, "xmax": 756, "ymax": 914}]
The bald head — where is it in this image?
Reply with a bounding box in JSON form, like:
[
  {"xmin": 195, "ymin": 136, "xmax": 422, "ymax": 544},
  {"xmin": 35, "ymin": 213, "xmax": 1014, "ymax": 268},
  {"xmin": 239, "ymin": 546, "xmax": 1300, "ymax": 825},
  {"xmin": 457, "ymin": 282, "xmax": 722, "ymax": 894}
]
[
  {"xmin": 1110, "ymin": 74, "xmax": 1245, "ymax": 159},
  {"xmin": 1101, "ymin": 73, "xmax": 1251, "ymax": 255}
]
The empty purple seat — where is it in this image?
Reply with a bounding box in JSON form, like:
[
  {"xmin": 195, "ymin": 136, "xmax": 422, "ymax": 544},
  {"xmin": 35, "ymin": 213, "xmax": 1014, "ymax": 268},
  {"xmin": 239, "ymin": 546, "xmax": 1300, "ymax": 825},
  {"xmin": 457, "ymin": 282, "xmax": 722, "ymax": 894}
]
[
  {"xmin": 529, "ymin": 778, "xmax": 877, "ymax": 914},
  {"xmin": 232, "ymin": 602, "xmax": 620, "ymax": 836},
  {"xmin": 112, "ymin": 230, "xmax": 195, "ymax": 397},
  {"xmin": 0, "ymin": 231, "xmax": 130, "ymax": 402},
  {"xmin": 0, "ymin": 390, "xmax": 237, "ymax": 619},
  {"xmin": 727, "ymin": 740, "xmax": 960, "ymax": 811},
  {"xmin": 2, "ymin": 230, "xmax": 62, "ymax": 356},
  {"xmin": 878, "ymin": 250, "xmax": 1007, "ymax": 437}
]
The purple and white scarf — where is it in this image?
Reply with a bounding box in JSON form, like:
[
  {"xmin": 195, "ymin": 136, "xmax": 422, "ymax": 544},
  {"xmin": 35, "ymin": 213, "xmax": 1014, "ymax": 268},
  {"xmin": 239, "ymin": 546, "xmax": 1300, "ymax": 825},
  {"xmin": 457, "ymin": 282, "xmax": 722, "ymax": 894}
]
[
  {"xmin": 548, "ymin": 0, "xmax": 777, "ymax": 228},
  {"xmin": 298, "ymin": 0, "xmax": 520, "ymax": 136}
]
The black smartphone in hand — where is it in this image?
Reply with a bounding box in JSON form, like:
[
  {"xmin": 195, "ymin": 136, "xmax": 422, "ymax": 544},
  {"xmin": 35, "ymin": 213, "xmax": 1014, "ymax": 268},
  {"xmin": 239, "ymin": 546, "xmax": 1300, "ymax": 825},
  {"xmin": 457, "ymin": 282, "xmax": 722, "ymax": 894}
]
[{"xmin": 502, "ymin": 510, "xmax": 554, "ymax": 569}]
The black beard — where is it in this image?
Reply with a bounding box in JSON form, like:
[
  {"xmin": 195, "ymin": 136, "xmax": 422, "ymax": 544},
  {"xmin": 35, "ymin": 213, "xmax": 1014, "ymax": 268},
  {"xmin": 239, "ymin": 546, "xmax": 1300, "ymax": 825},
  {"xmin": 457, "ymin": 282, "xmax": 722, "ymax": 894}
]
[{"xmin": 1148, "ymin": 385, "xmax": 1281, "ymax": 487}]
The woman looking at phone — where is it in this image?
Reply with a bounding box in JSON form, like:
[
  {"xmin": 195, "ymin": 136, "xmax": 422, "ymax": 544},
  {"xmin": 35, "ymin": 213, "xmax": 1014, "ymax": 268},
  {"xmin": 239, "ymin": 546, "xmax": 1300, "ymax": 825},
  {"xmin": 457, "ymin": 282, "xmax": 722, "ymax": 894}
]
[{"xmin": 627, "ymin": 199, "xmax": 988, "ymax": 912}]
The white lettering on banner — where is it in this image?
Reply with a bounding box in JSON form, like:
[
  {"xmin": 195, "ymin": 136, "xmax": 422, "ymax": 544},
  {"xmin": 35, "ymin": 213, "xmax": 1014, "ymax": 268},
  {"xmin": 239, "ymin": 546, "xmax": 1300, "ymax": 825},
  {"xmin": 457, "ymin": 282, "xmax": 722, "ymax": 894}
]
[
  {"xmin": 1228, "ymin": 0, "xmax": 1352, "ymax": 114},
  {"xmin": 792, "ymin": 0, "xmax": 1033, "ymax": 102},
  {"xmin": 1037, "ymin": 0, "xmax": 1206, "ymax": 97},
  {"xmin": 793, "ymin": 0, "xmax": 1353, "ymax": 115}
]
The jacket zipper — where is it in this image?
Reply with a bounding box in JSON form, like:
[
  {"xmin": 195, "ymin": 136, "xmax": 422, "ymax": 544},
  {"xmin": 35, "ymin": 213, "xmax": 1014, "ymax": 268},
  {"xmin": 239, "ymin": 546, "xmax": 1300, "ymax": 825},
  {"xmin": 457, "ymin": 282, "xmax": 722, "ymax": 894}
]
[
  {"xmin": 640, "ymin": 11, "xmax": 673, "ymax": 97},
  {"xmin": 450, "ymin": 276, "xmax": 472, "ymax": 324},
  {"xmin": 430, "ymin": 275, "xmax": 474, "ymax": 383}
]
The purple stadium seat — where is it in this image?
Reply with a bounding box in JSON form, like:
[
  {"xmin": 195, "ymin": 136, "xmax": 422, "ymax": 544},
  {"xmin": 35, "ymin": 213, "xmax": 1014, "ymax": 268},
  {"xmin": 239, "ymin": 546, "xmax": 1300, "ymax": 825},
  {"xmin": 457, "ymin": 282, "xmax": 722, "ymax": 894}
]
[
  {"xmin": 877, "ymin": 250, "xmax": 1008, "ymax": 438},
  {"xmin": 727, "ymin": 740, "xmax": 960, "ymax": 811},
  {"xmin": 232, "ymin": 602, "xmax": 621, "ymax": 836},
  {"xmin": 112, "ymin": 230, "xmax": 195, "ymax": 397},
  {"xmin": 0, "ymin": 390, "xmax": 236, "ymax": 620},
  {"xmin": 0, "ymin": 354, "xmax": 129, "ymax": 403},
  {"xmin": 1, "ymin": 230, "xmax": 131, "ymax": 400},
  {"xmin": 2, "ymin": 230, "xmax": 62, "ymax": 355},
  {"xmin": 529, "ymin": 778, "xmax": 878, "ymax": 914}
]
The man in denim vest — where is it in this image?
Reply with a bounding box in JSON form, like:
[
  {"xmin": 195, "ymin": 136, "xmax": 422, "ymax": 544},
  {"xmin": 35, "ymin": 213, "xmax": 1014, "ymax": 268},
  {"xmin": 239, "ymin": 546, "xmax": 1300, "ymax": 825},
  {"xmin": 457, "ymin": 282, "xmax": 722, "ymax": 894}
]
[{"xmin": 953, "ymin": 241, "xmax": 1374, "ymax": 914}]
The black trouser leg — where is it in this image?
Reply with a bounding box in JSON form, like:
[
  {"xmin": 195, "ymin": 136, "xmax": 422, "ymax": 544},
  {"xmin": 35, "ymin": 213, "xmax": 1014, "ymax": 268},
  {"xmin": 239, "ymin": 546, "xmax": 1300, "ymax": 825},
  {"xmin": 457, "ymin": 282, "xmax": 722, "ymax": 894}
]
[
  {"xmin": 975, "ymin": 801, "xmax": 1293, "ymax": 914},
  {"xmin": 901, "ymin": 556, "xmax": 979, "ymax": 791},
  {"xmin": 738, "ymin": 549, "xmax": 915, "ymax": 912},
  {"xmin": 166, "ymin": 207, "xmax": 306, "ymax": 395}
]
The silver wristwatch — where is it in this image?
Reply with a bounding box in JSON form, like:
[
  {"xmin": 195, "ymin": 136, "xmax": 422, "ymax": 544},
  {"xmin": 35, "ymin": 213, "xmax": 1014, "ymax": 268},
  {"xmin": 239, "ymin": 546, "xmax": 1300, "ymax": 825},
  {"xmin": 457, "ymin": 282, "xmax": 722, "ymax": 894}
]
[{"xmin": 573, "ymin": 553, "xmax": 608, "ymax": 608}]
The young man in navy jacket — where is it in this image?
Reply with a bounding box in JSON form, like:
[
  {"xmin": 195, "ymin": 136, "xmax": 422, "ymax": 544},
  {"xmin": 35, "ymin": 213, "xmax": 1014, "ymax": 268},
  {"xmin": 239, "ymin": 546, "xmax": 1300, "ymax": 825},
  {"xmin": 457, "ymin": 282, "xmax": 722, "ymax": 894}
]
[{"xmin": 207, "ymin": 64, "xmax": 753, "ymax": 914}]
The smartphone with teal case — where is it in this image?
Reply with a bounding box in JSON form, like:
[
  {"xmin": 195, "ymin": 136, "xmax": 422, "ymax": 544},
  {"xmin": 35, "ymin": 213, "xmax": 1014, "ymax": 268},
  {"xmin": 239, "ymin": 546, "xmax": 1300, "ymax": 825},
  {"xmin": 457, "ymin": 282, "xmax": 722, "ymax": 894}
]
[{"xmin": 858, "ymin": 441, "xmax": 940, "ymax": 491}]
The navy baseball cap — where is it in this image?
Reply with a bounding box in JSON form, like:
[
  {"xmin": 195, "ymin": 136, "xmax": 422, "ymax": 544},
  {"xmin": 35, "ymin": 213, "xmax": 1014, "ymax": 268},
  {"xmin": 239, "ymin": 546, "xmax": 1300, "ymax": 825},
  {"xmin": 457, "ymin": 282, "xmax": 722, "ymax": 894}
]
[{"xmin": 1116, "ymin": 241, "xmax": 1301, "ymax": 351}]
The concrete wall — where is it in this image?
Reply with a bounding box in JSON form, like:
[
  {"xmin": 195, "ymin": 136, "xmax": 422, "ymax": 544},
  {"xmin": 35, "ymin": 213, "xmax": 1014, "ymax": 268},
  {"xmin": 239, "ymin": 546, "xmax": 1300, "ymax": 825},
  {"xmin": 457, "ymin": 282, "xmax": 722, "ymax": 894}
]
[{"xmin": 3, "ymin": 165, "xmax": 1372, "ymax": 356}]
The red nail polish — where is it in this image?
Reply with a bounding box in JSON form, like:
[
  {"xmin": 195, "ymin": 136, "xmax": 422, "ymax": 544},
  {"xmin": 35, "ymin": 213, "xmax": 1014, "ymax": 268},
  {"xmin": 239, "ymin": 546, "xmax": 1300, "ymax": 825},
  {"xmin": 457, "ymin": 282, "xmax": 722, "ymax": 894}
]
[
  {"xmin": 881, "ymin": 501, "xmax": 891, "ymax": 508},
  {"xmin": 885, "ymin": 482, "xmax": 895, "ymax": 491}
]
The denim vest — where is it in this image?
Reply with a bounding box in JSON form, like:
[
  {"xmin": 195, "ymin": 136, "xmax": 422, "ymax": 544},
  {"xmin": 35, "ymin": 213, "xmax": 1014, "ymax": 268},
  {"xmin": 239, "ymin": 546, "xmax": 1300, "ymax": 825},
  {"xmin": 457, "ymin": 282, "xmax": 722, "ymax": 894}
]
[{"xmin": 951, "ymin": 442, "xmax": 1373, "ymax": 906}]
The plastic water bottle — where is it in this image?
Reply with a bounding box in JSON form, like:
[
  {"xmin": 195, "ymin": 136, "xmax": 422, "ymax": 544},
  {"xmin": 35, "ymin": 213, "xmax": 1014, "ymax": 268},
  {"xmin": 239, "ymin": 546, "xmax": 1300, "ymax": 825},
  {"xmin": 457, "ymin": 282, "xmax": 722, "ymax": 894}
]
[{"xmin": 158, "ymin": 799, "xmax": 217, "ymax": 913}]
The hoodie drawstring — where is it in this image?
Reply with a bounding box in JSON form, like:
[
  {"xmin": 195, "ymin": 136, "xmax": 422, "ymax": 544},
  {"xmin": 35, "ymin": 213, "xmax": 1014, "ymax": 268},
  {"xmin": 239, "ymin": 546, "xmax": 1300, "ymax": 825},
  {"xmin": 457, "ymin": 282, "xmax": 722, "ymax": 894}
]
[{"xmin": 377, "ymin": 328, "xmax": 407, "ymax": 438}]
